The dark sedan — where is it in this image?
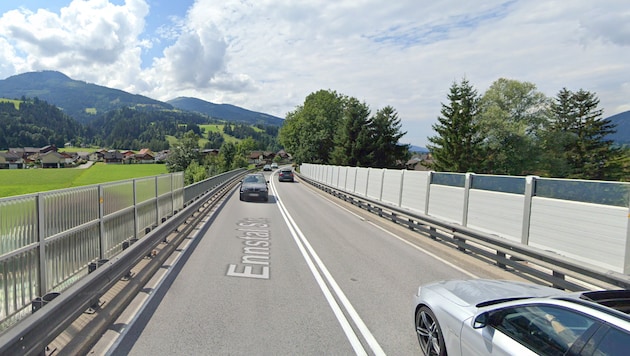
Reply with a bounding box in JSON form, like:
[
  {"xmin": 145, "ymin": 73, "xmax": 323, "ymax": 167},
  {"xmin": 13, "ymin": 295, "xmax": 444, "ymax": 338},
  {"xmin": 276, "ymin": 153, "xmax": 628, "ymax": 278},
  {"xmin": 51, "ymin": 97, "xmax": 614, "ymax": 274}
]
[
  {"xmin": 239, "ymin": 173, "xmax": 269, "ymax": 202},
  {"xmin": 278, "ymin": 168, "xmax": 294, "ymax": 182}
]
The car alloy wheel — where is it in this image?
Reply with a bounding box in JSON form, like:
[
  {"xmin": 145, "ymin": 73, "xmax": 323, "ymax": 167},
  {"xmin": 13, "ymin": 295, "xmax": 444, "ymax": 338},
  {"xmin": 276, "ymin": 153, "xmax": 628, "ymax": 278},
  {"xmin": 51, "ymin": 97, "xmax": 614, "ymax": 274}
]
[{"xmin": 415, "ymin": 306, "xmax": 446, "ymax": 356}]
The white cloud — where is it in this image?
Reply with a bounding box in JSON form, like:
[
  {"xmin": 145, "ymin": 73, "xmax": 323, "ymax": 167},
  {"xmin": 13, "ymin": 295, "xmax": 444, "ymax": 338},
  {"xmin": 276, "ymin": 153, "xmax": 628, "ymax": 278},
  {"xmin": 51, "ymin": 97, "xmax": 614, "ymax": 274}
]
[{"xmin": 0, "ymin": 0, "xmax": 629, "ymax": 146}]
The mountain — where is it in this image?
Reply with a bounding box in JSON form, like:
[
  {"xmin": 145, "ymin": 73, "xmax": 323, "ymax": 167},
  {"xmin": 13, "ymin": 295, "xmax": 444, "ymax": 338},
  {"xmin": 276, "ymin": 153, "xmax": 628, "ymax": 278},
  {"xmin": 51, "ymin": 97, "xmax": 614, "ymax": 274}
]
[
  {"xmin": 167, "ymin": 96, "xmax": 284, "ymax": 126},
  {"xmin": 0, "ymin": 71, "xmax": 172, "ymax": 123},
  {"xmin": 606, "ymin": 110, "xmax": 630, "ymax": 146}
]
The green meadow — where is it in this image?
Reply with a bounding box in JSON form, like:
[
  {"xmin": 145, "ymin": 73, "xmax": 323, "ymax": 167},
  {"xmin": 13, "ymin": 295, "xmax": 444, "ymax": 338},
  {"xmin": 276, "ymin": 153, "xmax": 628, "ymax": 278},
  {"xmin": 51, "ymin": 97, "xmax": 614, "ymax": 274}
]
[{"xmin": 0, "ymin": 163, "xmax": 168, "ymax": 198}]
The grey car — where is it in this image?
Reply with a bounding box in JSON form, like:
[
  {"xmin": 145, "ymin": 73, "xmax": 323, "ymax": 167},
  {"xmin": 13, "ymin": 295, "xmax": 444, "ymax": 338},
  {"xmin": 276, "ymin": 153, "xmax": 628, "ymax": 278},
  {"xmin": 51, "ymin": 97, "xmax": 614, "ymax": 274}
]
[
  {"xmin": 414, "ymin": 279, "xmax": 630, "ymax": 355},
  {"xmin": 239, "ymin": 173, "xmax": 269, "ymax": 202}
]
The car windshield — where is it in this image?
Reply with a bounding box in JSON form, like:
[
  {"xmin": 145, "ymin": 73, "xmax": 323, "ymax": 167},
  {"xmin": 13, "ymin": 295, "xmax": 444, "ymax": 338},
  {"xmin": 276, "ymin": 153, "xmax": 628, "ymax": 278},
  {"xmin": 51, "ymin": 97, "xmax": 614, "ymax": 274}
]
[{"xmin": 244, "ymin": 175, "xmax": 265, "ymax": 183}]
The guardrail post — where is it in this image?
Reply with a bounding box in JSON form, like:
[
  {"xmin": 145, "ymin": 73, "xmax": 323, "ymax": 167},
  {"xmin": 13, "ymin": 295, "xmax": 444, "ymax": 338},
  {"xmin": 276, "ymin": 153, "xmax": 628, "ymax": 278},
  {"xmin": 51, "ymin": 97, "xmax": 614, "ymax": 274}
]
[
  {"xmin": 36, "ymin": 193, "xmax": 47, "ymax": 297},
  {"xmin": 379, "ymin": 169, "xmax": 385, "ymax": 202},
  {"xmin": 521, "ymin": 176, "xmax": 537, "ymax": 245},
  {"xmin": 133, "ymin": 179, "xmax": 139, "ymax": 239},
  {"xmin": 462, "ymin": 173, "xmax": 473, "ymax": 227},
  {"xmin": 155, "ymin": 176, "xmax": 160, "ymax": 227},
  {"xmin": 624, "ymin": 201, "xmax": 630, "ymax": 274},
  {"xmin": 424, "ymin": 171, "xmax": 433, "ymax": 215},
  {"xmin": 397, "ymin": 170, "xmax": 405, "ymax": 208},
  {"xmin": 497, "ymin": 251, "xmax": 506, "ymax": 269},
  {"xmin": 98, "ymin": 185, "xmax": 105, "ymax": 259},
  {"xmin": 170, "ymin": 173, "xmax": 175, "ymax": 216}
]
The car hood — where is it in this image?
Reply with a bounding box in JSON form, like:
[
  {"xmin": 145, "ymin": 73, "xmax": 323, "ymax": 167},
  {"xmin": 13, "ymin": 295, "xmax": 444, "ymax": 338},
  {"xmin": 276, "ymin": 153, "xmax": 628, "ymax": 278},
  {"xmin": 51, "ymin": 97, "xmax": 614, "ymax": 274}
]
[{"xmin": 427, "ymin": 279, "xmax": 567, "ymax": 307}]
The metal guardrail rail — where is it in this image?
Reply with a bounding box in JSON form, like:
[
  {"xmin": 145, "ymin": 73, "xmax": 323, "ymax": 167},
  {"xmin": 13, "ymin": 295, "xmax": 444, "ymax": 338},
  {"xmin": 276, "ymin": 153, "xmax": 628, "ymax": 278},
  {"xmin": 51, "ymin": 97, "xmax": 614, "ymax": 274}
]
[
  {"xmin": 0, "ymin": 168, "xmax": 248, "ymax": 355},
  {"xmin": 298, "ymin": 173, "xmax": 630, "ymax": 292}
]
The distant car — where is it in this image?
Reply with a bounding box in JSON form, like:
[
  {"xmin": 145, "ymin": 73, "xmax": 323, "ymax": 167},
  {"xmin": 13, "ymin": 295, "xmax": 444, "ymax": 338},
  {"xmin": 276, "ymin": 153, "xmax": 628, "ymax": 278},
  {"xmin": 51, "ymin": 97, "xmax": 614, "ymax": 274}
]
[
  {"xmin": 271, "ymin": 162, "xmax": 278, "ymax": 169},
  {"xmin": 263, "ymin": 164, "xmax": 272, "ymax": 171},
  {"xmin": 239, "ymin": 173, "xmax": 269, "ymax": 202},
  {"xmin": 278, "ymin": 168, "xmax": 294, "ymax": 182},
  {"xmin": 414, "ymin": 279, "xmax": 630, "ymax": 355}
]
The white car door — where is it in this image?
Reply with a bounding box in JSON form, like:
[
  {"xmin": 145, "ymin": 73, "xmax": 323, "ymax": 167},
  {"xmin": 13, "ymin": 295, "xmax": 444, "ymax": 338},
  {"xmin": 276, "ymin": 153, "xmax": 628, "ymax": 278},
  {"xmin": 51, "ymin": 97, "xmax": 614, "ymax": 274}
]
[{"xmin": 460, "ymin": 323, "xmax": 538, "ymax": 355}]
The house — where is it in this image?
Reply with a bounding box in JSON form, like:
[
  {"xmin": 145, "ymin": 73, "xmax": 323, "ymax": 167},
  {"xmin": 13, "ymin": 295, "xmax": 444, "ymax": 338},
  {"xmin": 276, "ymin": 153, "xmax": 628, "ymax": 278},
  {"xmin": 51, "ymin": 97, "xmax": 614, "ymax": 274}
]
[
  {"xmin": 89, "ymin": 150, "xmax": 106, "ymax": 162},
  {"xmin": 40, "ymin": 151, "xmax": 64, "ymax": 168},
  {"xmin": 276, "ymin": 149, "xmax": 290, "ymax": 160},
  {"xmin": 134, "ymin": 148, "xmax": 155, "ymax": 164},
  {"xmin": 154, "ymin": 150, "xmax": 169, "ymax": 163},
  {"xmin": 40, "ymin": 145, "xmax": 58, "ymax": 154},
  {"xmin": 406, "ymin": 153, "xmax": 433, "ymax": 171},
  {"xmin": 201, "ymin": 148, "xmax": 220, "ymax": 157},
  {"xmin": 249, "ymin": 151, "xmax": 276, "ymax": 165},
  {"xmin": 0, "ymin": 151, "xmax": 24, "ymax": 169},
  {"xmin": 121, "ymin": 150, "xmax": 135, "ymax": 158},
  {"xmin": 76, "ymin": 152, "xmax": 91, "ymax": 162},
  {"xmin": 9, "ymin": 147, "xmax": 39, "ymax": 160},
  {"xmin": 103, "ymin": 150, "xmax": 124, "ymax": 164}
]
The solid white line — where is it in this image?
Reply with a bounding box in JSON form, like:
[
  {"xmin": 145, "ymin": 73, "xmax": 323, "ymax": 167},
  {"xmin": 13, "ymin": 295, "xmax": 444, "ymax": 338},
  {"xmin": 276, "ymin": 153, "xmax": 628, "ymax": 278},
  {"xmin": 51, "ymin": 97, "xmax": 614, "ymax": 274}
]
[{"xmin": 271, "ymin": 178, "xmax": 385, "ymax": 356}]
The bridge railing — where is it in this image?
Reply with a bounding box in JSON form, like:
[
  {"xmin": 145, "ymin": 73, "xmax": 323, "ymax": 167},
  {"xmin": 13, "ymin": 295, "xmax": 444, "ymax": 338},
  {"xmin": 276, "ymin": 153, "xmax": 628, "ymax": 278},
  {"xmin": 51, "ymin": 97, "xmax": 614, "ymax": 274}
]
[
  {"xmin": 0, "ymin": 168, "xmax": 244, "ymax": 330},
  {"xmin": 300, "ymin": 164, "xmax": 630, "ymax": 275}
]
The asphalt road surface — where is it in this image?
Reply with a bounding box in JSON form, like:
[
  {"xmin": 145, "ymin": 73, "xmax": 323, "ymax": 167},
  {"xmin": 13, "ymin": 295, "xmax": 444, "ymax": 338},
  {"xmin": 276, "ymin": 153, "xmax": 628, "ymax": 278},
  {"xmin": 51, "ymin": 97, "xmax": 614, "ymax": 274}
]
[{"xmin": 104, "ymin": 169, "xmax": 524, "ymax": 355}]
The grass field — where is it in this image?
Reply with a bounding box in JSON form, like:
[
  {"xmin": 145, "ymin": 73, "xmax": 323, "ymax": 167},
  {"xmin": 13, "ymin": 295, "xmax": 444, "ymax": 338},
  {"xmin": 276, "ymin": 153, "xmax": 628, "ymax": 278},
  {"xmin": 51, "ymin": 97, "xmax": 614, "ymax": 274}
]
[
  {"xmin": 0, "ymin": 98, "xmax": 20, "ymax": 109},
  {"xmin": 0, "ymin": 163, "xmax": 168, "ymax": 198}
]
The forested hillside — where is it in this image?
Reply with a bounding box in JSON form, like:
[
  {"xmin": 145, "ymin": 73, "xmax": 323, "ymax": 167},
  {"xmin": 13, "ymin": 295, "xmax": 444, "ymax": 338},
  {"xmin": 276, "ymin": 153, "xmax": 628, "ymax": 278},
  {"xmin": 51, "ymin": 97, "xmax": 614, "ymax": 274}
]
[
  {"xmin": 0, "ymin": 98, "xmax": 86, "ymax": 148},
  {"xmin": 0, "ymin": 71, "xmax": 171, "ymax": 123},
  {"xmin": 0, "ymin": 98, "xmax": 281, "ymax": 152},
  {"xmin": 168, "ymin": 97, "xmax": 284, "ymax": 126}
]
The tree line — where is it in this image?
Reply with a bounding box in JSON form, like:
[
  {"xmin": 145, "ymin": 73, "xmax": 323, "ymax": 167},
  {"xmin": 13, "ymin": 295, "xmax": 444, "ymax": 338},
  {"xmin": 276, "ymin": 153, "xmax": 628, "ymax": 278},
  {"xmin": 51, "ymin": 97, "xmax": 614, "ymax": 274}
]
[
  {"xmin": 278, "ymin": 89, "xmax": 410, "ymax": 168},
  {"xmin": 428, "ymin": 78, "xmax": 629, "ymax": 181}
]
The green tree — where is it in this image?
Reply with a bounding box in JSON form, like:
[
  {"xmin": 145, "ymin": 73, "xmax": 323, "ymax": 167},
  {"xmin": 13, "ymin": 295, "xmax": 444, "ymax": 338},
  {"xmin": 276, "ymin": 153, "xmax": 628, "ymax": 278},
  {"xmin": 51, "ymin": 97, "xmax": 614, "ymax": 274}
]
[
  {"xmin": 543, "ymin": 88, "xmax": 624, "ymax": 180},
  {"xmin": 236, "ymin": 137, "xmax": 257, "ymax": 158},
  {"xmin": 370, "ymin": 106, "xmax": 410, "ymax": 168},
  {"xmin": 184, "ymin": 160, "xmax": 208, "ymax": 185},
  {"xmin": 427, "ymin": 78, "xmax": 484, "ymax": 172},
  {"xmin": 331, "ymin": 97, "xmax": 372, "ymax": 166},
  {"xmin": 166, "ymin": 130, "xmax": 200, "ymax": 172},
  {"xmin": 219, "ymin": 141, "xmax": 237, "ymax": 171},
  {"xmin": 279, "ymin": 90, "xmax": 344, "ymax": 164},
  {"xmin": 478, "ymin": 78, "xmax": 549, "ymax": 175}
]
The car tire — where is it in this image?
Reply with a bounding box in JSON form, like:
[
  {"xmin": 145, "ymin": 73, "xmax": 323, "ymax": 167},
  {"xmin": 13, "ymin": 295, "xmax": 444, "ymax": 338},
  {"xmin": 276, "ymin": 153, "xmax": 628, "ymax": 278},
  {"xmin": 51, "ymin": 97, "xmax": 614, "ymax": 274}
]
[
  {"xmin": 239, "ymin": 194, "xmax": 244, "ymax": 201},
  {"xmin": 415, "ymin": 306, "xmax": 446, "ymax": 356}
]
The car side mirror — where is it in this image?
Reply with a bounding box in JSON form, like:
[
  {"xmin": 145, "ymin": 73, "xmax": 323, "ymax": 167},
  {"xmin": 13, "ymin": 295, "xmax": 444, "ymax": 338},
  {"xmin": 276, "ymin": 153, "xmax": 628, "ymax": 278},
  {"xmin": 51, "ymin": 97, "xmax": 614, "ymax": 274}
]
[{"xmin": 473, "ymin": 312, "xmax": 489, "ymax": 329}]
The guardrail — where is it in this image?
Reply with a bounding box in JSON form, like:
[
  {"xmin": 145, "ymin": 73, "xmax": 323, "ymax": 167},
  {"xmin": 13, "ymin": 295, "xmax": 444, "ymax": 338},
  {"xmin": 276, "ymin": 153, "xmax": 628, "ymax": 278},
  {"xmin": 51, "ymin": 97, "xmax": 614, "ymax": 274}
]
[
  {"xmin": 0, "ymin": 168, "xmax": 245, "ymax": 333},
  {"xmin": 298, "ymin": 164, "xmax": 630, "ymax": 291}
]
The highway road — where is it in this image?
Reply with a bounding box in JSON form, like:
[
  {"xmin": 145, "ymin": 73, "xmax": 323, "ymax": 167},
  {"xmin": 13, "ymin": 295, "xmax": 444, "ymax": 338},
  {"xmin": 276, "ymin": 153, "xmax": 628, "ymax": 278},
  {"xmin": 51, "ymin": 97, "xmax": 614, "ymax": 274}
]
[{"xmin": 101, "ymin": 169, "xmax": 527, "ymax": 355}]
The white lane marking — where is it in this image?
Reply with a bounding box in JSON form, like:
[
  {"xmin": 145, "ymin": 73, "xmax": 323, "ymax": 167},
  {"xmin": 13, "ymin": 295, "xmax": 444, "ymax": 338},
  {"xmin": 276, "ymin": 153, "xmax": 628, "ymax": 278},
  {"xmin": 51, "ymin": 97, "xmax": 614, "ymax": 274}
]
[
  {"xmin": 310, "ymin": 188, "xmax": 479, "ymax": 279},
  {"xmin": 271, "ymin": 178, "xmax": 385, "ymax": 356}
]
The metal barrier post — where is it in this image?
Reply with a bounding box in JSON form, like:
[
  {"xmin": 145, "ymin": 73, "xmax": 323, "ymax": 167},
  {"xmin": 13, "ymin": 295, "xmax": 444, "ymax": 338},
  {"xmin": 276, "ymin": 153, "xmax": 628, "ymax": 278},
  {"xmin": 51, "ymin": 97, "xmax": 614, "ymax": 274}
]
[
  {"xmin": 36, "ymin": 193, "xmax": 47, "ymax": 297},
  {"xmin": 521, "ymin": 176, "xmax": 537, "ymax": 245},
  {"xmin": 462, "ymin": 173, "xmax": 473, "ymax": 227},
  {"xmin": 623, "ymin": 201, "xmax": 630, "ymax": 275},
  {"xmin": 98, "ymin": 185, "xmax": 105, "ymax": 260}
]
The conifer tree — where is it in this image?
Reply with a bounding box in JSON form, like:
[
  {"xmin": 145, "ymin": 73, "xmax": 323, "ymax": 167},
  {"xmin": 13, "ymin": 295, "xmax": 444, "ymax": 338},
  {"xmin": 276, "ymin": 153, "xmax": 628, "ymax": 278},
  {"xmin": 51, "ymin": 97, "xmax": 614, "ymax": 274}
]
[
  {"xmin": 331, "ymin": 97, "xmax": 372, "ymax": 166},
  {"xmin": 370, "ymin": 106, "xmax": 410, "ymax": 168},
  {"xmin": 545, "ymin": 88, "xmax": 624, "ymax": 180},
  {"xmin": 427, "ymin": 78, "xmax": 484, "ymax": 172}
]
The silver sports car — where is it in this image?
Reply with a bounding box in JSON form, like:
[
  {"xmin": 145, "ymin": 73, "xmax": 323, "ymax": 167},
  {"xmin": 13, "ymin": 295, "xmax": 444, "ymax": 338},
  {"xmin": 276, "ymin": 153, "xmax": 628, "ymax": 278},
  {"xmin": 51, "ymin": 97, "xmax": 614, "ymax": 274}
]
[{"xmin": 413, "ymin": 279, "xmax": 630, "ymax": 355}]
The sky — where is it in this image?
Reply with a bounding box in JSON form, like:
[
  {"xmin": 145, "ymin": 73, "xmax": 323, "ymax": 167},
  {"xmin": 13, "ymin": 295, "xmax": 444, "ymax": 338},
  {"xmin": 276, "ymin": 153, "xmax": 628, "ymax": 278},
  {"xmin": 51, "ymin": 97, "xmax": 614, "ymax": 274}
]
[{"xmin": 0, "ymin": 1, "xmax": 629, "ymax": 147}]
